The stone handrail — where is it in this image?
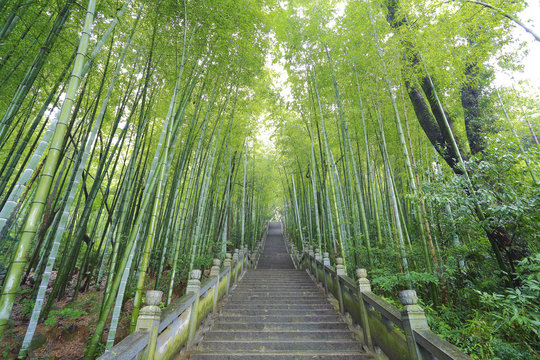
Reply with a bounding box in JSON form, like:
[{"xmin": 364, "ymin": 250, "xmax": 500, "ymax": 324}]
[
  {"xmin": 99, "ymin": 226, "xmax": 267, "ymax": 360},
  {"xmin": 285, "ymin": 240, "xmax": 472, "ymax": 360}
]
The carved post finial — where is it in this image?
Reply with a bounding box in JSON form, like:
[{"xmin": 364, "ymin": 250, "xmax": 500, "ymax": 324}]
[
  {"xmin": 145, "ymin": 290, "xmax": 163, "ymax": 306},
  {"xmin": 314, "ymin": 248, "xmax": 322, "ymax": 262},
  {"xmin": 186, "ymin": 269, "xmax": 201, "ymax": 294},
  {"xmin": 224, "ymin": 253, "xmax": 232, "ymax": 268},
  {"xmin": 399, "ymin": 290, "xmax": 419, "ymax": 306},
  {"xmin": 323, "ymin": 252, "xmax": 330, "ymax": 267},
  {"xmin": 336, "ymin": 257, "xmax": 346, "ymax": 276},
  {"xmin": 400, "ymin": 289, "xmax": 429, "ymax": 360},
  {"xmin": 356, "ymin": 268, "xmax": 371, "ymax": 292},
  {"xmin": 210, "ymin": 259, "xmax": 221, "ymax": 277},
  {"xmin": 136, "ymin": 290, "xmax": 162, "ymax": 360}
]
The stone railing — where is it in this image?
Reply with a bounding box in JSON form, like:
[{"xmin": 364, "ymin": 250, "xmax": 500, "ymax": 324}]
[
  {"xmin": 99, "ymin": 226, "xmax": 267, "ymax": 360},
  {"xmin": 285, "ymin": 241, "xmax": 472, "ymax": 360}
]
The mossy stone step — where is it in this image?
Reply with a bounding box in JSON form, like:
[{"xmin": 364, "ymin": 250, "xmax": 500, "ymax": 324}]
[
  {"xmin": 190, "ymin": 353, "xmax": 372, "ymax": 359},
  {"xmin": 199, "ymin": 340, "xmax": 363, "ymax": 352},
  {"xmin": 204, "ymin": 330, "xmax": 354, "ymax": 341},
  {"xmin": 189, "ymin": 222, "xmax": 368, "ymax": 359}
]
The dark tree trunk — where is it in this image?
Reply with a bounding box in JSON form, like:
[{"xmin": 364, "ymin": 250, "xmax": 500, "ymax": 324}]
[
  {"xmin": 461, "ymin": 65, "xmax": 486, "ymax": 155},
  {"xmin": 384, "ymin": 0, "xmax": 525, "ymax": 283}
]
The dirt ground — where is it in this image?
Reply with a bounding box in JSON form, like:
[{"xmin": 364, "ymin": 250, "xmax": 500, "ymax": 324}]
[{"xmin": 0, "ymin": 272, "xmax": 183, "ymax": 359}]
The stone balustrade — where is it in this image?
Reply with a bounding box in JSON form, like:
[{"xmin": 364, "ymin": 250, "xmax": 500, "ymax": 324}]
[
  {"xmin": 284, "ymin": 237, "xmax": 472, "ymax": 360},
  {"xmin": 98, "ymin": 222, "xmax": 269, "ymax": 360}
]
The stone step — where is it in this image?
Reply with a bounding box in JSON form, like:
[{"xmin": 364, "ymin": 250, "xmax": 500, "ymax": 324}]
[
  {"xmin": 187, "ymin": 223, "xmax": 370, "ymax": 360},
  {"xmin": 212, "ymin": 322, "xmax": 349, "ymax": 331},
  {"xmin": 229, "ymin": 294, "xmax": 323, "ymax": 299},
  {"xmin": 241, "ymin": 275, "xmax": 312, "ymax": 278},
  {"xmin": 235, "ymin": 283, "xmax": 317, "ymax": 287},
  {"xmin": 243, "ymin": 272, "xmax": 307, "ymax": 275},
  {"xmin": 215, "ymin": 314, "xmax": 342, "ymax": 323},
  {"xmin": 235, "ymin": 285, "xmax": 318, "ymax": 289},
  {"xmin": 204, "ymin": 330, "xmax": 354, "ymax": 341},
  {"xmin": 199, "ymin": 340, "xmax": 363, "ymax": 352},
  {"xmin": 227, "ymin": 298, "xmax": 325, "ymax": 304},
  {"xmin": 240, "ymin": 274, "xmax": 313, "ymax": 284},
  {"xmin": 190, "ymin": 353, "xmax": 370, "ymax": 359},
  {"xmin": 224, "ymin": 304, "xmax": 335, "ymax": 310},
  {"xmin": 242, "ymin": 278, "xmax": 311, "ymax": 280},
  {"xmin": 235, "ymin": 285, "xmax": 316, "ymax": 288},
  {"xmin": 231, "ymin": 291, "xmax": 321, "ymax": 296},
  {"xmin": 220, "ymin": 309, "xmax": 338, "ymax": 316},
  {"xmin": 237, "ymin": 281, "xmax": 319, "ymax": 291},
  {"xmin": 241, "ymin": 273, "xmax": 307, "ymax": 276},
  {"xmin": 234, "ymin": 288, "xmax": 319, "ymax": 291},
  {"xmin": 238, "ymin": 283, "xmax": 313, "ymax": 286},
  {"xmin": 244, "ymin": 269, "xmax": 310, "ymax": 280},
  {"xmin": 243, "ymin": 272, "xmax": 307, "ymax": 274},
  {"xmin": 237, "ymin": 282, "xmax": 316, "ymax": 286},
  {"xmin": 237, "ymin": 282, "xmax": 316, "ymax": 285},
  {"xmin": 247, "ymin": 270, "xmax": 303, "ymax": 273},
  {"xmin": 225, "ymin": 300, "xmax": 331, "ymax": 306}
]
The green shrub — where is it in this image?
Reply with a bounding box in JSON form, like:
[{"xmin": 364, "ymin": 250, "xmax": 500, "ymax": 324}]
[{"xmin": 44, "ymin": 307, "xmax": 87, "ymax": 327}]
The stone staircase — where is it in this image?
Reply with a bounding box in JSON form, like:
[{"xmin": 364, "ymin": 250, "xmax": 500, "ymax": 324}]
[{"xmin": 189, "ymin": 223, "xmax": 372, "ymax": 359}]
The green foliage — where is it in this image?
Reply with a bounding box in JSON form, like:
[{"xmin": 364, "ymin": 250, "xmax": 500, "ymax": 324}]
[
  {"xmin": 424, "ymin": 254, "xmax": 540, "ymax": 359},
  {"xmin": 193, "ymin": 254, "xmax": 213, "ymax": 273},
  {"xmin": 20, "ymin": 298, "xmax": 35, "ymax": 321},
  {"xmin": 44, "ymin": 308, "xmax": 87, "ymax": 327},
  {"xmin": 476, "ymin": 255, "xmax": 540, "ymax": 347},
  {"xmin": 84, "ymin": 333, "xmax": 105, "ymax": 358},
  {"xmin": 371, "ymin": 270, "xmax": 439, "ymax": 292},
  {"xmin": 0, "ymin": 0, "xmax": 538, "ymax": 357}
]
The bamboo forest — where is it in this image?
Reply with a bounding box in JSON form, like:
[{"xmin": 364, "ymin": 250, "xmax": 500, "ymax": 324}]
[{"xmin": 0, "ymin": 0, "xmax": 538, "ymax": 359}]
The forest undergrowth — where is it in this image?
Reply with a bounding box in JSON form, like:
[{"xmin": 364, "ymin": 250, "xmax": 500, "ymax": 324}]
[{"xmin": 0, "ymin": 0, "xmax": 539, "ymax": 359}]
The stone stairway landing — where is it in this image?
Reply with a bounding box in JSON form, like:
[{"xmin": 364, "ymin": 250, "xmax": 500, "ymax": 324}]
[{"xmin": 189, "ymin": 222, "xmax": 372, "ymax": 359}]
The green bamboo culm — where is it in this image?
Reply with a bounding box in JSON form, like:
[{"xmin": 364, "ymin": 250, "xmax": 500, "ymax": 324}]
[{"xmin": 0, "ymin": 0, "xmax": 97, "ymax": 340}]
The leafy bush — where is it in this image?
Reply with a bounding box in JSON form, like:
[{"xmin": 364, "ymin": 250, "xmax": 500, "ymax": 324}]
[
  {"xmin": 371, "ymin": 270, "xmax": 439, "ymax": 292},
  {"xmin": 426, "ymin": 254, "xmax": 540, "ymax": 359},
  {"xmin": 44, "ymin": 307, "xmax": 87, "ymax": 327},
  {"xmin": 476, "ymin": 254, "xmax": 540, "ymax": 347}
]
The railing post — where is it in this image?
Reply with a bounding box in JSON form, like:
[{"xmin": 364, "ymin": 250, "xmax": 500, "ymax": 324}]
[
  {"xmin": 224, "ymin": 253, "xmax": 232, "ymax": 295},
  {"xmin": 135, "ymin": 290, "xmax": 162, "ymax": 360},
  {"xmin": 239, "ymin": 247, "xmax": 245, "ymax": 274},
  {"xmin": 400, "ymin": 290, "xmax": 429, "ymax": 360},
  {"xmin": 232, "ymin": 249, "xmax": 239, "ymax": 284},
  {"xmin": 322, "ymin": 252, "xmax": 329, "ymax": 294},
  {"xmin": 210, "ymin": 259, "xmax": 221, "ymax": 313},
  {"xmin": 308, "ymin": 245, "xmax": 314, "ymax": 273},
  {"xmin": 257, "ymin": 241, "xmax": 262, "ymax": 265},
  {"xmin": 323, "ymin": 252, "xmax": 330, "ymax": 266},
  {"xmin": 335, "ymin": 258, "xmax": 345, "ymax": 313},
  {"xmin": 314, "ymin": 248, "xmax": 321, "ymax": 282},
  {"xmin": 355, "ymin": 269, "xmax": 373, "ymax": 349},
  {"xmin": 252, "ymin": 245, "xmax": 259, "ymax": 267},
  {"xmin": 314, "ymin": 248, "xmax": 322, "ymax": 262},
  {"xmin": 186, "ymin": 269, "xmax": 201, "ymax": 346}
]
